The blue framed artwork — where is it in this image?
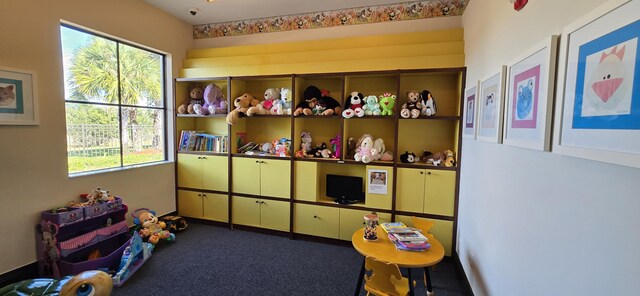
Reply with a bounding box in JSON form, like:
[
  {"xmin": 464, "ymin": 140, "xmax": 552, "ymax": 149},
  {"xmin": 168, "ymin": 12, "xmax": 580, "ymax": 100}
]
[
  {"xmin": 554, "ymin": 0, "xmax": 640, "ymax": 168},
  {"xmin": 0, "ymin": 67, "xmax": 38, "ymax": 125}
]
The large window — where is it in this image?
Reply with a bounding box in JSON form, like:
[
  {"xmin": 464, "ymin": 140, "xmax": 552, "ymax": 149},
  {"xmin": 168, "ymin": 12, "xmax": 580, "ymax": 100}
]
[{"xmin": 61, "ymin": 24, "xmax": 166, "ymax": 174}]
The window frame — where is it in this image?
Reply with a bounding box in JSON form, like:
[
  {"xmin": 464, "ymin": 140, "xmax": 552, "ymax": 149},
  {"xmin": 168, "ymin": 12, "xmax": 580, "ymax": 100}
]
[{"xmin": 61, "ymin": 23, "xmax": 169, "ymax": 176}]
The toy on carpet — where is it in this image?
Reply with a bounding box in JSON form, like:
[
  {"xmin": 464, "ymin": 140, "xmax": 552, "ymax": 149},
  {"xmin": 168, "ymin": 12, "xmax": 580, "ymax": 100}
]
[
  {"xmin": 178, "ymin": 86, "xmax": 205, "ymax": 115},
  {"xmin": 226, "ymin": 93, "xmax": 261, "ymax": 125},
  {"xmin": 112, "ymin": 232, "xmax": 154, "ymax": 287},
  {"xmin": 0, "ymin": 270, "xmax": 113, "ymax": 296},
  {"xmin": 400, "ymin": 151, "xmax": 417, "ymax": 163},
  {"xmin": 345, "ymin": 137, "xmax": 357, "ymax": 160},
  {"xmin": 420, "ymin": 90, "xmax": 437, "ymax": 116},
  {"xmin": 354, "ymin": 134, "xmax": 379, "ymax": 163},
  {"xmin": 363, "ymin": 95, "xmax": 381, "ymax": 116},
  {"xmin": 131, "ymin": 208, "xmax": 175, "ymax": 245},
  {"xmin": 330, "ymin": 135, "xmax": 342, "ymax": 159},
  {"xmin": 248, "ymin": 88, "xmax": 280, "ymax": 116},
  {"xmin": 200, "ymin": 83, "xmax": 227, "ymax": 115},
  {"xmin": 159, "ymin": 215, "xmax": 189, "ymax": 232},
  {"xmin": 401, "ymin": 90, "xmax": 423, "ymax": 118},
  {"xmin": 342, "ymin": 91, "xmax": 365, "ymax": 118},
  {"xmin": 378, "ymin": 93, "xmax": 396, "ymax": 116},
  {"xmin": 294, "ymin": 85, "xmax": 341, "ymax": 116},
  {"xmin": 271, "ymin": 88, "xmax": 292, "ymax": 115}
]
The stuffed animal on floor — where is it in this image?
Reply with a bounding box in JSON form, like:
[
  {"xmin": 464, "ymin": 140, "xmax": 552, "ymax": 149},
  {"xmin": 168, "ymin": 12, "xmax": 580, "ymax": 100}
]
[
  {"xmin": 226, "ymin": 93, "xmax": 261, "ymax": 125},
  {"xmin": 401, "ymin": 90, "xmax": 422, "ymax": 118},
  {"xmin": 420, "ymin": 90, "xmax": 437, "ymax": 116},
  {"xmin": 0, "ymin": 270, "xmax": 113, "ymax": 296},
  {"xmin": 132, "ymin": 208, "xmax": 175, "ymax": 244},
  {"xmin": 342, "ymin": 91, "xmax": 365, "ymax": 118}
]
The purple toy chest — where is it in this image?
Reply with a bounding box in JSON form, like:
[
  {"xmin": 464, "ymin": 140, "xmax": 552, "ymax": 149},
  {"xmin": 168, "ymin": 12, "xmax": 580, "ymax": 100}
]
[
  {"xmin": 59, "ymin": 233, "xmax": 131, "ymax": 276},
  {"xmin": 41, "ymin": 208, "xmax": 84, "ymax": 226}
]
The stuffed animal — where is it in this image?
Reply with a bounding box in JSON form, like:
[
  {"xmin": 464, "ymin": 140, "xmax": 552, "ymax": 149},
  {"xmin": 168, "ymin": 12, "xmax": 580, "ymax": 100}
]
[
  {"xmin": 226, "ymin": 93, "xmax": 261, "ymax": 125},
  {"xmin": 202, "ymin": 83, "xmax": 227, "ymax": 115},
  {"xmin": 429, "ymin": 151, "xmax": 446, "ymax": 166},
  {"xmin": 178, "ymin": 86, "xmax": 205, "ymax": 115},
  {"xmin": 419, "ymin": 150, "xmax": 433, "ymax": 163},
  {"xmin": 400, "ymin": 90, "xmax": 422, "ymax": 118},
  {"xmin": 444, "ymin": 149, "xmax": 456, "ymax": 167},
  {"xmin": 345, "ymin": 137, "xmax": 357, "ymax": 160},
  {"xmin": 400, "ymin": 151, "xmax": 416, "ymax": 163},
  {"xmin": 330, "ymin": 135, "xmax": 341, "ymax": 159},
  {"xmin": 342, "ymin": 91, "xmax": 365, "ymax": 118},
  {"xmin": 309, "ymin": 142, "xmax": 330, "ymax": 158},
  {"xmin": 379, "ymin": 93, "xmax": 396, "ymax": 116},
  {"xmin": 296, "ymin": 131, "xmax": 313, "ymax": 158},
  {"xmin": 372, "ymin": 138, "xmax": 386, "ymax": 161},
  {"xmin": 294, "ymin": 85, "xmax": 341, "ymax": 116},
  {"xmin": 363, "ymin": 95, "xmax": 381, "ymax": 116},
  {"xmin": 132, "ymin": 208, "xmax": 175, "ymax": 245},
  {"xmin": 271, "ymin": 88, "xmax": 292, "ymax": 115},
  {"xmin": 354, "ymin": 134, "xmax": 379, "ymax": 163},
  {"xmin": 248, "ymin": 88, "xmax": 280, "ymax": 116},
  {"xmin": 420, "ymin": 90, "xmax": 437, "ymax": 116},
  {"xmin": 379, "ymin": 151, "xmax": 394, "ymax": 161}
]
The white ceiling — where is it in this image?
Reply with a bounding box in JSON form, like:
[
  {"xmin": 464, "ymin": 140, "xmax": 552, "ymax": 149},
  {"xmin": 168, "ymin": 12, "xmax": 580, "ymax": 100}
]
[{"xmin": 143, "ymin": 0, "xmax": 417, "ymax": 25}]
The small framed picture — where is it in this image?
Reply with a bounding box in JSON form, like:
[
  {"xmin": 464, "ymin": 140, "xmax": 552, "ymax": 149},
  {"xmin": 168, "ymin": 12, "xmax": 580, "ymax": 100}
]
[
  {"xmin": 462, "ymin": 83, "xmax": 479, "ymax": 139},
  {"xmin": 477, "ymin": 66, "xmax": 507, "ymax": 143},
  {"xmin": 0, "ymin": 67, "xmax": 38, "ymax": 125},
  {"xmin": 503, "ymin": 35, "xmax": 559, "ymax": 151},
  {"xmin": 553, "ymin": 0, "xmax": 640, "ymax": 168},
  {"xmin": 367, "ymin": 169, "xmax": 387, "ymax": 195}
]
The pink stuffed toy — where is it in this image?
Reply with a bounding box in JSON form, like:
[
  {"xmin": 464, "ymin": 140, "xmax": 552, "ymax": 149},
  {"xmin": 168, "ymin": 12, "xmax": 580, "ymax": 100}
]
[
  {"xmin": 354, "ymin": 134, "xmax": 379, "ymax": 163},
  {"xmin": 202, "ymin": 83, "xmax": 227, "ymax": 115}
]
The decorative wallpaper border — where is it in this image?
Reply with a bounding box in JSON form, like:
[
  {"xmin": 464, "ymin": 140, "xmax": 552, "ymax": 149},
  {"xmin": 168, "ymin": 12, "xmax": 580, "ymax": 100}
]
[{"xmin": 193, "ymin": 0, "xmax": 468, "ymax": 39}]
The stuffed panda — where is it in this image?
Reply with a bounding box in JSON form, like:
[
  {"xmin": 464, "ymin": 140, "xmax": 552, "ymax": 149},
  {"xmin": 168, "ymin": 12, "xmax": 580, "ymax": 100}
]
[{"xmin": 342, "ymin": 91, "xmax": 365, "ymax": 118}]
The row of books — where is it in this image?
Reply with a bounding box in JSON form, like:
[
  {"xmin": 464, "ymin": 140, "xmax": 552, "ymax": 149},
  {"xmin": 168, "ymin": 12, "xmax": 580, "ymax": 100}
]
[
  {"xmin": 178, "ymin": 130, "xmax": 228, "ymax": 153},
  {"xmin": 381, "ymin": 222, "xmax": 431, "ymax": 251}
]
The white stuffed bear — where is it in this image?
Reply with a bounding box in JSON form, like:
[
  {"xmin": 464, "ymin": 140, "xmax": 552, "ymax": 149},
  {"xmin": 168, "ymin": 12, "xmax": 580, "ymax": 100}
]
[
  {"xmin": 354, "ymin": 134, "xmax": 379, "ymax": 163},
  {"xmin": 271, "ymin": 88, "xmax": 292, "ymax": 115}
]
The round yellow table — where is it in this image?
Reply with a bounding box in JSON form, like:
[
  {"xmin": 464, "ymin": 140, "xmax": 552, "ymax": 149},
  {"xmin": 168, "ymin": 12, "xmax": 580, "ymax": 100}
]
[{"xmin": 352, "ymin": 227, "xmax": 445, "ymax": 296}]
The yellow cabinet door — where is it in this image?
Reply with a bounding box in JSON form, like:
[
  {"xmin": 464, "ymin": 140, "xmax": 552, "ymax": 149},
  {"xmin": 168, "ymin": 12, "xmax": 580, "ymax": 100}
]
[
  {"xmin": 202, "ymin": 155, "xmax": 229, "ymax": 192},
  {"xmin": 177, "ymin": 190, "xmax": 203, "ymax": 218},
  {"xmin": 365, "ymin": 165, "xmax": 393, "ymax": 210},
  {"xmin": 338, "ymin": 209, "xmax": 392, "ymax": 241},
  {"xmin": 177, "ymin": 154, "xmax": 202, "ymax": 189},
  {"xmin": 424, "ymin": 170, "xmax": 456, "ymax": 216},
  {"xmin": 293, "ymin": 204, "xmax": 339, "ymax": 239},
  {"xmin": 260, "ymin": 159, "xmax": 291, "ymax": 198},
  {"xmin": 260, "ymin": 199, "xmax": 290, "ymax": 231},
  {"xmin": 294, "ymin": 161, "xmax": 318, "ymax": 202},
  {"xmin": 232, "ymin": 158, "xmax": 260, "ymax": 195},
  {"xmin": 395, "ymin": 168, "xmax": 426, "ymax": 213},
  {"xmin": 232, "ymin": 196, "xmax": 261, "ymax": 227},
  {"xmin": 202, "ymin": 193, "xmax": 229, "ymax": 222}
]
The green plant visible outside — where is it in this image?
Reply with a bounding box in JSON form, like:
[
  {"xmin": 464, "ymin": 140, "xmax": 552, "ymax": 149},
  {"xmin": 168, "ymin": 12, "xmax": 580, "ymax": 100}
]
[{"xmin": 69, "ymin": 153, "xmax": 164, "ymax": 174}]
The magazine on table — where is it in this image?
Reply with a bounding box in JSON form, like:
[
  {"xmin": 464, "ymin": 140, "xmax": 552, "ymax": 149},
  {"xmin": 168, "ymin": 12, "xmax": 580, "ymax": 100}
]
[{"xmin": 388, "ymin": 234, "xmax": 431, "ymax": 251}]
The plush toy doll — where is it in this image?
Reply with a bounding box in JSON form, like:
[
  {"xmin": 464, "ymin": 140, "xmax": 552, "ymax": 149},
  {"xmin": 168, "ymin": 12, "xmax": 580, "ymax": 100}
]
[
  {"xmin": 309, "ymin": 142, "xmax": 329, "ymax": 158},
  {"xmin": 400, "ymin": 151, "xmax": 416, "ymax": 163},
  {"xmin": 379, "ymin": 151, "xmax": 394, "ymax": 161},
  {"xmin": 248, "ymin": 88, "xmax": 280, "ymax": 116},
  {"xmin": 202, "ymin": 83, "xmax": 227, "ymax": 115},
  {"xmin": 420, "ymin": 90, "xmax": 437, "ymax": 116},
  {"xmin": 178, "ymin": 86, "xmax": 205, "ymax": 115},
  {"xmin": 342, "ymin": 91, "xmax": 365, "ymax": 118},
  {"xmin": 132, "ymin": 208, "xmax": 175, "ymax": 245},
  {"xmin": 372, "ymin": 138, "xmax": 386, "ymax": 161},
  {"xmin": 295, "ymin": 131, "xmax": 313, "ymax": 158},
  {"xmin": 294, "ymin": 86, "xmax": 341, "ymax": 116},
  {"xmin": 379, "ymin": 93, "xmax": 396, "ymax": 116},
  {"xmin": 345, "ymin": 137, "xmax": 357, "ymax": 160},
  {"xmin": 354, "ymin": 134, "xmax": 379, "ymax": 163},
  {"xmin": 271, "ymin": 88, "xmax": 292, "ymax": 115},
  {"xmin": 226, "ymin": 93, "xmax": 261, "ymax": 125},
  {"xmin": 401, "ymin": 90, "xmax": 422, "ymax": 118},
  {"xmin": 429, "ymin": 151, "xmax": 446, "ymax": 166},
  {"xmin": 363, "ymin": 95, "xmax": 381, "ymax": 116},
  {"xmin": 329, "ymin": 135, "xmax": 341, "ymax": 159},
  {"xmin": 443, "ymin": 149, "xmax": 456, "ymax": 167},
  {"xmin": 419, "ymin": 150, "xmax": 433, "ymax": 163}
]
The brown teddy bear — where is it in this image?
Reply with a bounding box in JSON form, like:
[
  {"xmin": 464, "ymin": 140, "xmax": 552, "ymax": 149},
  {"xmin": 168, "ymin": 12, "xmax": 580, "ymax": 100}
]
[
  {"xmin": 400, "ymin": 90, "xmax": 422, "ymax": 119},
  {"xmin": 226, "ymin": 93, "xmax": 260, "ymax": 125},
  {"xmin": 178, "ymin": 86, "xmax": 205, "ymax": 114}
]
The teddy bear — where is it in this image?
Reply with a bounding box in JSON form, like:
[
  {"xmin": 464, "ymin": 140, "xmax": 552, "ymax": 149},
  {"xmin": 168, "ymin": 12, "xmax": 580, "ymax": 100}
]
[
  {"xmin": 342, "ymin": 91, "xmax": 365, "ymax": 118},
  {"xmin": 178, "ymin": 86, "xmax": 205, "ymax": 115},
  {"xmin": 248, "ymin": 88, "xmax": 280, "ymax": 116},
  {"xmin": 401, "ymin": 90, "xmax": 422, "ymax": 118},
  {"xmin": 345, "ymin": 137, "xmax": 357, "ymax": 160},
  {"xmin": 132, "ymin": 208, "xmax": 175, "ymax": 245},
  {"xmin": 379, "ymin": 93, "xmax": 396, "ymax": 116},
  {"xmin": 420, "ymin": 90, "xmax": 437, "ymax": 116},
  {"xmin": 354, "ymin": 134, "xmax": 379, "ymax": 163},
  {"xmin": 362, "ymin": 95, "xmax": 381, "ymax": 116},
  {"xmin": 201, "ymin": 83, "xmax": 227, "ymax": 115},
  {"xmin": 226, "ymin": 93, "xmax": 261, "ymax": 125},
  {"xmin": 400, "ymin": 151, "xmax": 417, "ymax": 163},
  {"xmin": 271, "ymin": 88, "xmax": 292, "ymax": 115},
  {"xmin": 294, "ymin": 85, "xmax": 341, "ymax": 116}
]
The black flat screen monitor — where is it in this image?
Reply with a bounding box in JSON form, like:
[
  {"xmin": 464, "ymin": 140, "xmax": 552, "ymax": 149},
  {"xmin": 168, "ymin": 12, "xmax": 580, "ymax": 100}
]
[{"xmin": 326, "ymin": 174, "xmax": 364, "ymax": 203}]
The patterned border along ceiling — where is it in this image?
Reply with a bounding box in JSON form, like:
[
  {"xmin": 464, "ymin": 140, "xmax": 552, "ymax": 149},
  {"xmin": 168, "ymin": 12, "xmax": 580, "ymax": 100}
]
[{"xmin": 193, "ymin": 0, "xmax": 468, "ymax": 39}]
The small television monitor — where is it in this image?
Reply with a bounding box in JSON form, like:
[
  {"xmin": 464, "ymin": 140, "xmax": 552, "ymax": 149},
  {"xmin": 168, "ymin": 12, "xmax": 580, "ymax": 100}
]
[{"xmin": 326, "ymin": 174, "xmax": 364, "ymax": 204}]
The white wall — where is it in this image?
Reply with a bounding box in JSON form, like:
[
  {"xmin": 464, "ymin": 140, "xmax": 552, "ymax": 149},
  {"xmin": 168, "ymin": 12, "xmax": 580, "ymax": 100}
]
[
  {"xmin": 460, "ymin": 1, "xmax": 640, "ymax": 295},
  {"xmin": 0, "ymin": 0, "xmax": 192, "ymax": 274}
]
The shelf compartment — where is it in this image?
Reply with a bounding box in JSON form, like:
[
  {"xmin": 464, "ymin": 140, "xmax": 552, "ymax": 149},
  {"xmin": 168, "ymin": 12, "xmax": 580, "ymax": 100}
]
[
  {"xmin": 59, "ymin": 233, "xmax": 131, "ymax": 276},
  {"xmin": 58, "ymin": 220, "xmax": 128, "ymax": 257},
  {"xmin": 399, "ymin": 71, "xmax": 463, "ymax": 118},
  {"xmin": 397, "ymin": 119, "xmax": 458, "ymax": 161}
]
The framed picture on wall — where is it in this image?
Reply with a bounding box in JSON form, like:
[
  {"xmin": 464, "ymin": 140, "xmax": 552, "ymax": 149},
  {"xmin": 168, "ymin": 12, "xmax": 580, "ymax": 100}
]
[
  {"xmin": 0, "ymin": 67, "xmax": 38, "ymax": 125},
  {"xmin": 462, "ymin": 83, "xmax": 479, "ymax": 139},
  {"xmin": 502, "ymin": 35, "xmax": 559, "ymax": 151},
  {"xmin": 553, "ymin": 0, "xmax": 640, "ymax": 168},
  {"xmin": 477, "ymin": 66, "xmax": 507, "ymax": 143}
]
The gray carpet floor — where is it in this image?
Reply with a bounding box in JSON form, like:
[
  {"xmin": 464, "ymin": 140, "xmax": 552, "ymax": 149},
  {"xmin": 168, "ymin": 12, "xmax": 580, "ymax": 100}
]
[{"xmin": 112, "ymin": 222, "xmax": 467, "ymax": 295}]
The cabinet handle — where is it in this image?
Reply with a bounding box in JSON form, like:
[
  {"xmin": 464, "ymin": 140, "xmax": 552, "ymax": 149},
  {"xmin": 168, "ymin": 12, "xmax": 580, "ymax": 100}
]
[
  {"xmin": 202, "ymin": 194, "xmax": 207, "ymax": 198},
  {"xmin": 313, "ymin": 215, "xmax": 319, "ymax": 219},
  {"xmin": 261, "ymin": 161, "xmax": 266, "ymax": 164},
  {"xmin": 197, "ymin": 193, "xmax": 202, "ymax": 197},
  {"xmin": 427, "ymin": 171, "xmax": 432, "ymax": 175},
  {"xmin": 260, "ymin": 201, "xmax": 265, "ymax": 204},
  {"xmin": 420, "ymin": 171, "xmax": 424, "ymax": 174},
  {"xmin": 255, "ymin": 160, "xmax": 260, "ymax": 163},
  {"xmin": 202, "ymin": 156, "xmax": 207, "ymax": 160},
  {"xmin": 255, "ymin": 200, "xmax": 260, "ymax": 204}
]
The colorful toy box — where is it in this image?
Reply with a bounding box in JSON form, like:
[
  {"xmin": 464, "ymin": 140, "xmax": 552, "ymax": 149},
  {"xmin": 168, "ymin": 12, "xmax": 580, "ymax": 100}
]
[{"xmin": 41, "ymin": 208, "xmax": 84, "ymax": 226}]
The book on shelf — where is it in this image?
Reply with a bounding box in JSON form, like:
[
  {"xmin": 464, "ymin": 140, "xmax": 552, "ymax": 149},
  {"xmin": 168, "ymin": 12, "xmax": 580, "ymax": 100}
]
[{"xmin": 178, "ymin": 130, "xmax": 228, "ymax": 153}]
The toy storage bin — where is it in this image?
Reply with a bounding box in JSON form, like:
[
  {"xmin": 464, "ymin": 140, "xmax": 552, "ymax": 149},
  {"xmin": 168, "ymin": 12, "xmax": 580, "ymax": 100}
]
[
  {"xmin": 58, "ymin": 220, "xmax": 129, "ymax": 257},
  {"xmin": 59, "ymin": 233, "xmax": 131, "ymax": 276},
  {"xmin": 41, "ymin": 208, "xmax": 84, "ymax": 226},
  {"xmin": 72, "ymin": 202, "xmax": 109, "ymax": 219},
  {"xmin": 106, "ymin": 197, "xmax": 123, "ymax": 212}
]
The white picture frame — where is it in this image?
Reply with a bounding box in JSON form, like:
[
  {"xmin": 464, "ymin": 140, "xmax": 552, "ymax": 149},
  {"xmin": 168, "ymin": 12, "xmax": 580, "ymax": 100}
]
[
  {"xmin": 553, "ymin": 0, "xmax": 640, "ymax": 168},
  {"xmin": 502, "ymin": 35, "xmax": 559, "ymax": 151},
  {"xmin": 477, "ymin": 66, "xmax": 507, "ymax": 143},
  {"xmin": 462, "ymin": 82, "xmax": 479, "ymax": 140},
  {"xmin": 0, "ymin": 66, "xmax": 38, "ymax": 125}
]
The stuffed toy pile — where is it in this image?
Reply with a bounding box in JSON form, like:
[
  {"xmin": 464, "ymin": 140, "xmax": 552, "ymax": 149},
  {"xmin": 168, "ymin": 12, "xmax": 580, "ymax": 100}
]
[{"xmin": 294, "ymin": 85, "xmax": 341, "ymax": 116}]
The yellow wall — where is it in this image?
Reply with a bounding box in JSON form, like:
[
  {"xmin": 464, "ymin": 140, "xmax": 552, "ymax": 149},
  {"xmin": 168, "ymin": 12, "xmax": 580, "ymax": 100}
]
[{"xmin": 0, "ymin": 0, "xmax": 192, "ymax": 274}]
